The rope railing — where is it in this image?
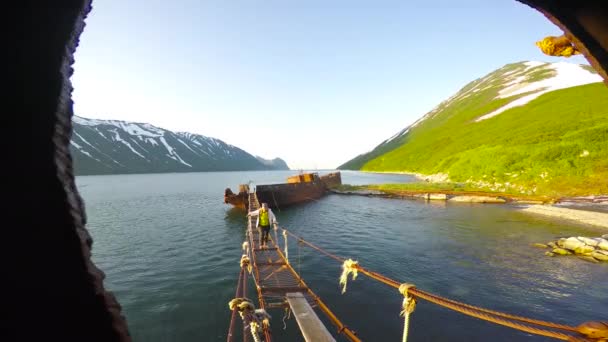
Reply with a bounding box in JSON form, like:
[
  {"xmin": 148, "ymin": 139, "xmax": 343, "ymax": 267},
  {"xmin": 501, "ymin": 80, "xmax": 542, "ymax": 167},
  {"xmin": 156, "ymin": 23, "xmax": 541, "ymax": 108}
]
[
  {"xmin": 242, "ymin": 190, "xmax": 360, "ymax": 342},
  {"xmin": 282, "ymin": 229, "xmax": 606, "ymax": 341},
  {"xmin": 227, "ymin": 267, "xmax": 245, "ymax": 342}
]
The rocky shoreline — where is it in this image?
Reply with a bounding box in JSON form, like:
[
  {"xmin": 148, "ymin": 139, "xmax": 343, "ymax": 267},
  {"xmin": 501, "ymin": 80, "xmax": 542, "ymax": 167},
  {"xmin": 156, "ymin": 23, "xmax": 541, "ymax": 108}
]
[
  {"xmin": 535, "ymin": 235, "xmax": 608, "ymax": 263},
  {"xmin": 330, "ymin": 188, "xmax": 608, "ymax": 229},
  {"xmin": 330, "ymin": 188, "xmax": 518, "ymax": 204}
]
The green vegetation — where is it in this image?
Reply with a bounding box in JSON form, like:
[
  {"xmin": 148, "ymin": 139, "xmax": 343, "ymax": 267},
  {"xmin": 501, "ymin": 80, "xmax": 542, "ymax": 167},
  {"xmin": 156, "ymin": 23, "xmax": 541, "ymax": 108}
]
[{"xmin": 340, "ymin": 62, "xmax": 608, "ymax": 197}]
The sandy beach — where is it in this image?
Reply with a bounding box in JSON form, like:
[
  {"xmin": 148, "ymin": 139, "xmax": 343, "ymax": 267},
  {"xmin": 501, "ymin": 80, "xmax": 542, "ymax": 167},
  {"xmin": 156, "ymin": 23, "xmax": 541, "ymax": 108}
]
[{"xmin": 521, "ymin": 205, "xmax": 608, "ymax": 229}]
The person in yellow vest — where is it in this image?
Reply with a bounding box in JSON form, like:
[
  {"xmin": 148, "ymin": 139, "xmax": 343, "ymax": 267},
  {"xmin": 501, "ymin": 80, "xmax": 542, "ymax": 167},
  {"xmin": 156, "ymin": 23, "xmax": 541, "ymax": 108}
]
[{"xmin": 247, "ymin": 203, "xmax": 278, "ymax": 248}]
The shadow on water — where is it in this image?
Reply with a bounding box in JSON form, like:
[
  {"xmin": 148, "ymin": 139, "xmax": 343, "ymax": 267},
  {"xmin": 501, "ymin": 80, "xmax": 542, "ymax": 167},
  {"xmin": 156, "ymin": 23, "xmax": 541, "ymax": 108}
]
[{"xmin": 224, "ymin": 207, "xmax": 247, "ymax": 224}]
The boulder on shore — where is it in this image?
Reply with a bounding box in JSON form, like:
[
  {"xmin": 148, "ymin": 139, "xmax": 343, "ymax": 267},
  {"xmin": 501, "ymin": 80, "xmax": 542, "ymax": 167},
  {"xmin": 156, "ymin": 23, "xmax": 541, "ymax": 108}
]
[
  {"xmin": 448, "ymin": 195, "xmax": 506, "ymax": 203},
  {"xmin": 538, "ymin": 235, "xmax": 608, "ymax": 263}
]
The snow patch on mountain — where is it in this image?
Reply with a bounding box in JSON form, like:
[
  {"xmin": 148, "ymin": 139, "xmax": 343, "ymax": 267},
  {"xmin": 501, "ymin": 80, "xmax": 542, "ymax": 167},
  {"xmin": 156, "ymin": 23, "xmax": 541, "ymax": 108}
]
[
  {"xmin": 159, "ymin": 136, "xmax": 191, "ymax": 167},
  {"xmin": 476, "ymin": 62, "xmax": 602, "ymax": 122},
  {"xmin": 70, "ymin": 116, "xmax": 289, "ymax": 174},
  {"xmin": 109, "ymin": 129, "xmax": 148, "ymax": 160}
]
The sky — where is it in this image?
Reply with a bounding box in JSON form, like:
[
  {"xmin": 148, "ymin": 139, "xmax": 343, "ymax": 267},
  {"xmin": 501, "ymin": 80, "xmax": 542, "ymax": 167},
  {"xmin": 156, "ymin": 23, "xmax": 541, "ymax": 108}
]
[{"xmin": 72, "ymin": 0, "xmax": 589, "ymax": 169}]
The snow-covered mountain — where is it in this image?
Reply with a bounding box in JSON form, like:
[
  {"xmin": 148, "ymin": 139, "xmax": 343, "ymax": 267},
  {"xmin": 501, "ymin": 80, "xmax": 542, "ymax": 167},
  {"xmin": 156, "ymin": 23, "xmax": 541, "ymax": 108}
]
[{"xmin": 70, "ymin": 116, "xmax": 289, "ymax": 175}]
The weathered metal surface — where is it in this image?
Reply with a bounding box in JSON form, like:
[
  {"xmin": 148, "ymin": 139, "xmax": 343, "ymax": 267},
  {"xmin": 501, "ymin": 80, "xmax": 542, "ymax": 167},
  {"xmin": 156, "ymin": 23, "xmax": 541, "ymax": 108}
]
[
  {"xmin": 224, "ymin": 187, "xmax": 248, "ymax": 209},
  {"xmin": 320, "ymin": 172, "xmax": 342, "ymax": 189},
  {"xmin": 226, "ymin": 172, "xmax": 342, "ymax": 210}
]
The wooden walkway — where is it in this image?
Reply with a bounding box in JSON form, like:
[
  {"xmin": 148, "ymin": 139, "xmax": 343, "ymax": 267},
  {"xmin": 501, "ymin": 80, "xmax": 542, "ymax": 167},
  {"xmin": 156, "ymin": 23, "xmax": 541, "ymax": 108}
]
[
  {"xmin": 246, "ymin": 193, "xmax": 316, "ymax": 310},
  {"xmin": 245, "ymin": 193, "xmax": 357, "ymax": 341}
]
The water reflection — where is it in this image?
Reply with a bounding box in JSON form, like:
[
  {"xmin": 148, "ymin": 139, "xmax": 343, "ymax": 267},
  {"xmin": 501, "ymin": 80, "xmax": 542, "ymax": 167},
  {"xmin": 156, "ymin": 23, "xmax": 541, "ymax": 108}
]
[{"xmin": 224, "ymin": 207, "xmax": 247, "ymax": 225}]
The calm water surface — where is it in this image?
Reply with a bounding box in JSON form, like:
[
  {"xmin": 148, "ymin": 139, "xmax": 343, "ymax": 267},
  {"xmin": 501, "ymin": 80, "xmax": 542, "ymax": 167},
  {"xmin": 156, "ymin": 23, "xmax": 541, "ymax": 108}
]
[{"xmin": 76, "ymin": 171, "xmax": 608, "ymax": 341}]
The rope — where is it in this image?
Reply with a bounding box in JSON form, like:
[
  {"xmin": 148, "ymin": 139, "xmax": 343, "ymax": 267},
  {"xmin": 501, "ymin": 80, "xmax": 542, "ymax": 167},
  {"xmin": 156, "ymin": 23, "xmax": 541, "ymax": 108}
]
[
  {"xmin": 284, "ymin": 229, "xmax": 344, "ymax": 262},
  {"xmin": 536, "ymin": 35, "xmax": 580, "ymax": 57},
  {"xmin": 399, "ymin": 284, "xmax": 417, "ymax": 342},
  {"xmin": 249, "ymin": 322, "xmax": 262, "ymax": 342},
  {"xmin": 271, "ymin": 191, "xmax": 281, "ymax": 212},
  {"xmin": 228, "ymin": 297, "xmax": 272, "ymax": 342},
  {"xmin": 255, "ymin": 309, "xmax": 272, "ymax": 329},
  {"xmin": 283, "ymin": 229, "xmax": 589, "ymax": 341},
  {"xmin": 339, "ymin": 259, "xmax": 359, "ymax": 294},
  {"xmin": 297, "ymin": 238, "xmax": 302, "ymax": 275},
  {"xmin": 282, "ymin": 230, "xmax": 289, "ymax": 263},
  {"xmin": 242, "ymin": 263, "xmax": 249, "ymax": 342},
  {"xmin": 240, "ymin": 254, "xmax": 252, "ymax": 274},
  {"xmin": 273, "ymin": 225, "xmax": 279, "ymax": 252},
  {"xmin": 226, "ymin": 268, "xmax": 244, "ymax": 342},
  {"xmin": 282, "ymin": 306, "xmax": 291, "ymax": 330}
]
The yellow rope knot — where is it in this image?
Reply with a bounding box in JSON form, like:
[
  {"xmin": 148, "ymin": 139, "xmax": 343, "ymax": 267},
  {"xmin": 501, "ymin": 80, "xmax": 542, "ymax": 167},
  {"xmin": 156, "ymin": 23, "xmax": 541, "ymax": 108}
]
[
  {"xmin": 398, "ymin": 283, "xmax": 417, "ymax": 316},
  {"xmin": 254, "ymin": 309, "xmax": 272, "ymax": 329},
  {"xmin": 230, "ymin": 297, "xmax": 264, "ymax": 342},
  {"xmin": 398, "ymin": 284, "xmax": 417, "ymax": 342},
  {"xmin": 228, "ymin": 297, "xmax": 254, "ymax": 312},
  {"xmin": 535, "ymin": 35, "xmax": 581, "ymax": 57},
  {"xmin": 240, "ymin": 254, "xmax": 252, "ymax": 273},
  {"xmin": 339, "ymin": 259, "xmax": 359, "ymax": 294}
]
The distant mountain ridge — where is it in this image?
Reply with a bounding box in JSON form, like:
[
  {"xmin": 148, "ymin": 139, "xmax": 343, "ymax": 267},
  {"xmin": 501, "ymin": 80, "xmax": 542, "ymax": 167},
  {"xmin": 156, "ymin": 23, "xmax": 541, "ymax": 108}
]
[
  {"xmin": 255, "ymin": 156, "xmax": 290, "ymax": 170},
  {"xmin": 70, "ymin": 116, "xmax": 289, "ymax": 175},
  {"xmin": 339, "ymin": 61, "xmax": 608, "ymax": 196}
]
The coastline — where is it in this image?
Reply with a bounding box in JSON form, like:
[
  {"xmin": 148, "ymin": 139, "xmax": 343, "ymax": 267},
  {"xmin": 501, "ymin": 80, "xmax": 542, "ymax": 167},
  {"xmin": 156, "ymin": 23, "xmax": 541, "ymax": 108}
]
[
  {"xmin": 330, "ymin": 187, "xmax": 608, "ymax": 229},
  {"xmin": 357, "ymin": 170, "xmax": 448, "ymax": 182},
  {"xmin": 521, "ymin": 205, "xmax": 608, "ymax": 229}
]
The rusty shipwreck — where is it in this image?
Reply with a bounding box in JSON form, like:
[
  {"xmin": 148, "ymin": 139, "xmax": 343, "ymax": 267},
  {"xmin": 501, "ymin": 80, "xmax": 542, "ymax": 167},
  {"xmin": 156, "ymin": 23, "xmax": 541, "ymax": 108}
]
[{"xmin": 224, "ymin": 172, "xmax": 342, "ymax": 210}]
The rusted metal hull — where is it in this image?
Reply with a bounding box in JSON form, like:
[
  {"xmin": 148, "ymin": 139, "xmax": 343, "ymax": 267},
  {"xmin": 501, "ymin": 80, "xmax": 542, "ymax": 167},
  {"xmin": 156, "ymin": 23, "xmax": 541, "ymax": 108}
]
[
  {"xmin": 256, "ymin": 181, "xmax": 328, "ymax": 209},
  {"xmin": 224, "ymin": 172, "xmax": 342, "ymax": 210},
  {"xmin": 224, "ymin": 188, "xmax": 248, "ymax": 209}
]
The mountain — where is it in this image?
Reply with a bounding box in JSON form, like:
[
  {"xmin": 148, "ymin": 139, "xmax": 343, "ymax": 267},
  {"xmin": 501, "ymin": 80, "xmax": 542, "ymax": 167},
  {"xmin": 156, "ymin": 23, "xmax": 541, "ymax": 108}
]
[
  {"xmin": 339, "ymin": 61, "xmax": 608, "ymax": 196},
  {"xmin": 70, "ymin": 116, "xmax": 290, "ymax": 175},
  {"xmin": 255, "ymin": 156, "xmax": 290, "ymax": 170}
]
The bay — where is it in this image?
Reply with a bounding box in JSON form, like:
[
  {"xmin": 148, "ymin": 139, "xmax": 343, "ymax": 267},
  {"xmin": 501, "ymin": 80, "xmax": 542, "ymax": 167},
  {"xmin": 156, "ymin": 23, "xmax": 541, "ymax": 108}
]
[{"xmin": 76, "ymin": 170, "xmax": 608, "ymax": 341}]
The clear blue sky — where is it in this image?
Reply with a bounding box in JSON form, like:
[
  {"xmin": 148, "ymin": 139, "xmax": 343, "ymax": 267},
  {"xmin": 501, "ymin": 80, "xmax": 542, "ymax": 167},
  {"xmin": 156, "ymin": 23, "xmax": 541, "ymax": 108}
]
[{"xmin": 72, "ymin": 0, "xmax": 589, "ymax": 169}]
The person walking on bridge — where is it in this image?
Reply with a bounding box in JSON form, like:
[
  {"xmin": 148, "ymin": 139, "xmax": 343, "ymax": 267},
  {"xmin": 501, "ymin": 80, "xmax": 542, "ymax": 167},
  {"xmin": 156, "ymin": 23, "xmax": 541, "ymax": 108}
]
[{"xmin": 247, "ymin": 203, "xmax": 278, "ymax": 248}]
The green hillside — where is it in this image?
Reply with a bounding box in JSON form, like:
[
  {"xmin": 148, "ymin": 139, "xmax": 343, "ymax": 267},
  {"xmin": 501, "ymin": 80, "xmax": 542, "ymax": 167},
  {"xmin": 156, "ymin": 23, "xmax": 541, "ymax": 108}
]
[{"xmin": 340, "ymin": 62, "xmax": 608, "ymax": 197}]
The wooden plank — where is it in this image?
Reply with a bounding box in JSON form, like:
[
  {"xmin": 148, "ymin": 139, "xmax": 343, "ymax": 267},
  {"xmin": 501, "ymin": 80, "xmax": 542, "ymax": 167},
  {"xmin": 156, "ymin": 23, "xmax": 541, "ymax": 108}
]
[{"xmin": 286, "ymin": 292, "xmax": 336, "ymax": 342}]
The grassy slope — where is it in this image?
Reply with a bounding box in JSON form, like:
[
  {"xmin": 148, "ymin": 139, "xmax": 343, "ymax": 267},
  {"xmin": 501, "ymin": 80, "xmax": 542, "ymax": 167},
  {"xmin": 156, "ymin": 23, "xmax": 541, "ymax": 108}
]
[{"xmin": 360, "ymin": 83, "xmax": 608, "ymax": 197}]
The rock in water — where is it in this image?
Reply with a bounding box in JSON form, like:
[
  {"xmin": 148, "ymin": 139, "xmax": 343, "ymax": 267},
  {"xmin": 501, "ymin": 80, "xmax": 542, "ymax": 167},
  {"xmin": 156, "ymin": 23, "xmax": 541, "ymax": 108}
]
[
  {"xmin": 547, "ymin": 241, "xmax": 557, "ymax": 248},
  {"xmin": 574, "ymin": 245, "xmax": 596, "ymax": 254},
  {"xmin": 552, "ymin": 248, "xmax": 572, "ymax": 255},
  {"xmin": 533, "ymin": 243, "xmax": 548, "ymax": 248},
  {"xmin": 597, "ymin": 239, "xmax": 608, "ymax": 251},
  {"xmin": 577, "ymin": 255, "xmax": 600, "ymax": 263},
  {"xmin": 578, "ymin": 236, "xmax": 599, "ymax": 246},
  {"xmin": 557, "ymin": 238, "xmax": 567, "ymax": 248},
  {"xmin": 545, "ymin": 251, "xmax": 555, "ymax": 257},
  {"xmin": 563, "ymin": 237, "xmax": 586, "ymax": 251},
  {"xmin": 592, "ymin": 250, "xmax": 608, "ymax": 261}
]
